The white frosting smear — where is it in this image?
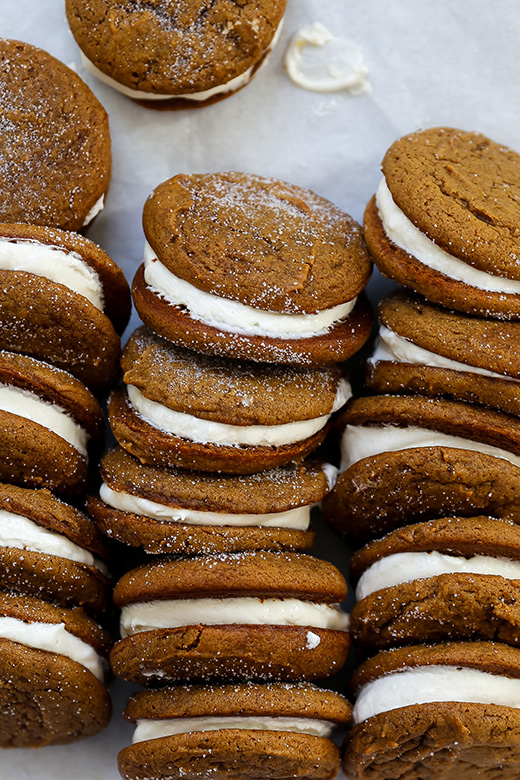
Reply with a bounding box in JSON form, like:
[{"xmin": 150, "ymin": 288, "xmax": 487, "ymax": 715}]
[
  {"xmin": 353, "ymin": 665, "xmax": 520, "ymax": 723},
  {"xmin": 120, "ymin": 597, "xmax": 349, "ymax": 637},
  {"xmin": 82, "ymin": 195, "xmax": 105, "ymax": 227},
  {"xmin": 99, "ymin": 483, "xmax": 310, "ymax": 530},
  {"xmin": 0, "ymin": 385, "xmax": 88, "ymax": 456},
  {"xmin": 133, "ymin": 715, "xmax": 335, "ymax": 744},
  {"xmin": 341, "ymin": 424, "xmax": 520, "ymax": 472},
  {"xmin": 0, "ymin": 616, "xmax": 104, "ymax": 680},
  {"xmin": 284, "ymin": 22, "xmax": 370, "ymax": 94},
  {"xmin": 371, "ymin": 324, "xmax": 519, "ymax": 382},
  {"xmin": 0, "ymin": 509, "xmax": 107, "ymax": 573},
  {"xmin": 376, "ymin": 178, "xmax": 520, "ymax": 293},
  {"xmin": 0, "ymin": 238, "xmax": 104, "ymax": 309},
  {"xmin": 143, "ymin": 242, "xmax": 357, "ymax": 339},
  {"xmin": 356, "ymin": 550, "xmax": 520, "ymax": 601},
  {"xmin": 127, "ymin": 379, "xmax": 350, "ymax": 447}
]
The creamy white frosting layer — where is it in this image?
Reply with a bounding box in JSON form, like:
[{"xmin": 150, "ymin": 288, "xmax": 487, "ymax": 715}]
[
  {"xmin": 120, "ymin": 597, "xmax": 349, "ymax": 638},
  {"xmin": 81, "ymin": 21, "xmax": 283, "ymax": 102},
  {"xmin": 0, "ymin": 238, "xmax": 104, "ymax": 309},
  {"xmin": 341, "ymin": 424, "xmax": 520, "ymax": 472},
  {"xmin": 99, "ymin": 483, "xmax": 310, "ymax": 530},
  {"xmin": 0, "ymin": 385, "xmax": 88, "ymax": 456},
  {"xmin": 82, "ymin": 195, "xmax": 105, "ymax": 227},
  {"xmin": 353, "ymin": 665, "xmax": 520, "ymax": 724},
  {"xmin": 356, "ymin": 550, "xmax": 520, "ymax": 601},
  {"xmin": 0, "ymin": 616, "xmax": 104, "ymax": 680},
  {"xmin": 143, "ymin": 242, "xmax": 357, "ymax": 339},
  {"xmin": 376, "ymin": 177, "xmax": 520, "ymax": 293},
  {"xmin": 284, "ymin": 22, "xmax": 370, "ymax": 94},
  {"xmin": 133, "ymin": 715, "xmax": 335, "ymax": 744},
  {"xmin": 127, "ymin": 378, "xmax": 350, "ymax": 447},
  {"xmin": 370, "ymin": 324, "xmax": 519, "ymax": 382},
  {"xmin": 0, "ymin": 509, "xmax": 107, "ymax": 573}
]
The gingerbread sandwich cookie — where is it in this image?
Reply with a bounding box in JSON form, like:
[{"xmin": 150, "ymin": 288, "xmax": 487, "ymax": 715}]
[
  {"xmin": 367, "ymin": 289, "xmax": 520, "ymax": 416},
  {"xmin": 350, "ymin": 516, "xmax": 520, "ymax": 650},
  {"xmin": 66, "ymin": 0, "xmax": 287, "ymax": 108},
  {"xmin": 344, "ymin": 641, "xmax": 520, "ymax": 779},
  {"xmin": 0, "ymin": 592, "xmax": 111, "ymax": 747},
  {"xmin": 365, "ymin": 126, "xmax": 520, "ymax": 319},
  {"xmin": 133, "ymin": 172, "xmax": 372, "ymax": 366},
  {"xmin": 87, "ymin": 446, "xmax": 337, "ymax": 554},
  {"xmin": 119, "ymin": 682, "xmax": 352, "ymax": 780},
  {"xmin": 110, "ymin": 551, "xmax": 350, "ymax": 684},
  {"xmin": 0, "ymin": 39, "xmax": 110, "ymax": 231},
  {"xmin": 109, "ymin": 327, "xmax": 349, "ymax": 474}
]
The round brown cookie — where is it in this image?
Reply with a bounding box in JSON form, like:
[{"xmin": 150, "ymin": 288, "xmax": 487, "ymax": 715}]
[
  {"xmin": 134, "ymin": 172, "xmax": 372, "ymax": 366},
  {"xmin": 367, "ymin": 289, "xmax": 520, "ymax": 415},
  {"xmin": 344, "ymin": 642, "xmax": 520, "ymax": 779},
  {"xmin": 110, "ymin": 552, "xmax": 350, "ymax": 683},
  {"xmin": 323, "ymin": 447, "xmax": 520, "ymax": 540},
  {"xmin": 109, "ymin": 325, "xmax": 346, "ymax": 473},
  {"xmin": 0, "ymin": 593, "xmax": 111, "ymax": 747},
  {"xmin": 119, "ymin": 682, "xmax": 351, "ymax": 780},
  {"xmin": 349, "ymin": 516, "xmax": 520, "ymax": 650},
  {"xmin": 365, "ymin": 127, "xmax": 520, "ymax": 319},
  {"xmin": 66, "ymin": 0, "xmax": 286, "ymax": 109},
  {"xmin": 0, "ymin": 39, "xmax": 110, "ymax": 231},
  {"xmin": 86, "ymin": 446, "xmax": 333, "ymax": 554},
  {"xmin": 0, "ymin": 483, "xmax": 110, "ymax": 615}
]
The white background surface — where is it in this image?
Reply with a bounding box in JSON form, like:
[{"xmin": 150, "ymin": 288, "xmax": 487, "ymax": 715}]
[{"xmin": 2, "ymin": 1, "xmax": 520, "ymax": 778}]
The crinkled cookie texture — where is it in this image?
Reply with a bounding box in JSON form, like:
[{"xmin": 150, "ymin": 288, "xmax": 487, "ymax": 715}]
[
  {"xmin": 66, "ymin": 0, "xmax": 286, "ymax": 100},
  {"xmin": 0, "ymin": 39, "xmax": 111, "ymax": 231}
]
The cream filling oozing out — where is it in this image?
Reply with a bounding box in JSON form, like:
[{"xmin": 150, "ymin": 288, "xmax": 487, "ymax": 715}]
[
  {"xmin": 99, "ymin": 483, "xmax": 311, "ymax": 530},
  {"xmin": 0, "ymin": 616, "xmax": 104, "ymax": 680},
  {"xmin": 120, "ymin": 597, "xmax": 349, "ymax": 638},
  {"xmin": 80, "ymin": 20, "xmax": 284, "ymax": 102},
  {"xmin": 370, "ymin": 324, "xmax": 520, "ymax": 382},
  {"xmin": 0, "ymin": 238, "xmax": 104, "ymax": 309},
  {"xmin": 82, "ymin": 195, "xmax": 105, "ymax": 228},
  {"xmin": 143, "ymin": 242, "xmax": 357, "ymax": 339},
  {"xmin": 376, "ymin": 178, "xmax": 520, "ymax": 294},
  {"xmin": 0, "ymin": 509, "xmax": 107, "ymax": 573},
  {"xmin": 356, "ymin": 550, "xmax": 520, "ymax": 601},
  {"xmin": 340, "ymin": 424, "xmax": 520, "ymax": 473},
  {"xmin": 127, "ymin": 378, "xmax": 351, "ymax": 447},
  {"xmin": 0, "ymin": 385, "xmax": 88, "ymax": 456},
  {"xmin": 353, "ymin": 665, "xmax": 520, "ymax": 724},
  {"xmin": 133, "ymin": 715, "xmax": 335, "ymax": 744}
]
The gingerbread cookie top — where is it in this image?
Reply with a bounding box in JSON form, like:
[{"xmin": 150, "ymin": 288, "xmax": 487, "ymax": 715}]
[{"xmin": 0, "ymin": 39, "xmax": 111, "ymax": 231}]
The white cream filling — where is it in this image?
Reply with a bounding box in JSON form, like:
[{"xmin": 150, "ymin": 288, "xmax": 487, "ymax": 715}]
[
  {"xmin": 340, "ymin": 423, "xmax": 520, "ymax": 473},
  {"xmin": 353, "ymin": 665, "xmax": 520, "ymax": 724},
  {"xmin": 370, "ymin": 324, "xmax": 519, "ymax": 382},
  {"xmin": 0, "ymin": 238, "xmax": 104, "ymax": 309},
  {"xmin": 133, "ymin": 715, "xmax": 335, "ymax": 744},
  {"xmin": 127, "ymin": 378, "xmax": 350, "ymax": 447},
  {"xmin": 80, "ymin": 20, "xmax": 283, "ymax": 102},
  {"xmin": 82, "ymin": 195, "xmax": 105, "ymax": 227},
  {"xmin": 99, "ymin": 483, "xmax": 310, "ymax": 530},
  {"xmin": 120, "ymin": 597, "xmax": 349, "ymax": 638},
  {"xmin": 0, "ymin": 509, "xmax": 107, "ymax": 574},
  {"xmin": 143, "ymin": 242, "xmax": 357, "ymax": 339},
  {"xmin": 0, "ymin": 385, "xmax": 88, "ymax": 456},
  {"xmin": 376, "ymin": 177, "xmax": 520, "ymax": 294},
  {"xmin": 284, "ymin": 22, "xmax": 370, "ymax": 95},
  {"xmin": 356, "ymin": 550, "xmax": 520, "ymax": 601},
  {"xmin": 0, "ymin": 616, "xmax": 104, "ymax": 680}
]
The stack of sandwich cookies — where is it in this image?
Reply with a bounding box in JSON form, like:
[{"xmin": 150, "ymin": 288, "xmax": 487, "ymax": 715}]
[
  {"xmin": 110, "ymin": 551, "xmax": 350, "ymax": 685},
  {"xmin": 119, "ymin": 682, "xmax": 352, "ymax": 780},
  {"xmin": 0, "ymin": 39, "xmax": 110, "ymax": 231},
  {"xmin": 66, "ymin": 0, "xmax": 287, "ymax": 108},
  {"xmin": 87, "ymin": 446, "xmax": 337, "ymax": 554},
  {"xmin": 108, "ymin": 326, "xmax": 350, "ymax": 474},
  {"xmin": 133, "ymin": 172, "xmax": 372, "ymax": 366},
  {"xmin": 344, "ymin": 641, "xmax": 520, "ymax": 779}
]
